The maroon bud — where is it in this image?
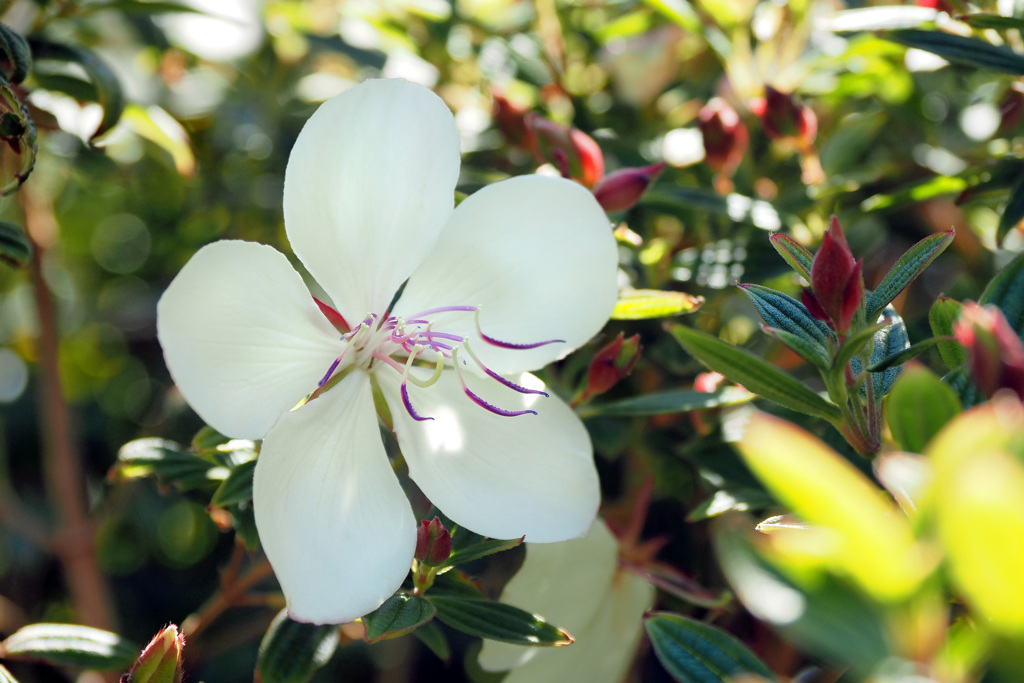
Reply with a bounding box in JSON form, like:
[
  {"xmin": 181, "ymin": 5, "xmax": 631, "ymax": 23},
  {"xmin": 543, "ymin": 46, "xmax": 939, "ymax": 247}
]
[
  {"xmin": 916, "ymin": 0, "xmax": 954, "ymax": 11},
  {"xmin": 698, "ymin": 98, "xmax": 749, "ymax": 177},
  {"xmin": 415, "ymin": 517, "xmax": 452, "ymax": 566},
  {"xmin": 954, "ymin": 303, "xmax": 1024, "ymax": 399},
  {"xmin": 756, "ymin": 86, "xmax": 817, "ymax": 148},
  {"xmin": 492, "ymin": 92, "xmax": 530, "ymax": 147},
  {"xmin": 809, "ymin": 216, "xmax": 862, "ymax": 335},
  {"xmin": 576, "ymin": 332, "xmax": 642, "ymax": 405},
  {"xmin": 525, "ymin": 113, "xmax": 606, "ymax": 188},
  {"xmin": 593, "ymin": 163, "xmax": 666, "ymax": 212},
  {"xmin": 999, "ymin": 86, "xmax": 1024, "ymax": 135}
]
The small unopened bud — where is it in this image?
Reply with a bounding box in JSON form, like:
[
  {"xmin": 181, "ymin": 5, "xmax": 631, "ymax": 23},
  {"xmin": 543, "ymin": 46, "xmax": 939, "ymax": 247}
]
[
  {"xmin": 576, "ymin": 333, "xmax": 642, "ymax": 405},
  {"xmin": 698, "ymin": 98, "xmax": 749, "ymax": 177},
  {"xmin": 753, "ymin": 86, "xmax": 817, "ymax": 147},
  {"xmin": 999, "ymin": 85, "xmax": 1024, "ymax": 135},
  {"xmin": 124, "ymin": 625, "xmax": 184, "ymax": 683},
  {"xmin": 954, "ymin": 303, "xmax": 1024, "ymax": 399},
  {"xmin": 525, "ymin": 114, "xmax": 605, "ymax": 188},
  {"xmin": 593, "ymin": 163, "xmax": 666, "ymax": 212},
  {"xmin": 492, "ymin": 92, "xmax": 530, "ymax": 147},
  {"xmin": 415, "ymin": 517, "xmax": 452, "ymax": 566},
  {"xmin": 807, "ymin": 216, "xmax": 863, "ymax": 336}
]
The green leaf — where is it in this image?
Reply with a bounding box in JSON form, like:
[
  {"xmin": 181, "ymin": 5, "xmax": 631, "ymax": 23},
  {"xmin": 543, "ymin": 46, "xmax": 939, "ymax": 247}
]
[
  {"xmin": 31, "ymin": 73, "xmax": 98, "ymax": 101},
  {"xmin": 945, "ymin": 365, "xmax": 984, "ymax": 409},
  {"xmin": 885, "ymin": 366, "xmax": 961, "ymax": 453},
  {"xmin": 256, "ymin": 610, "xmax": 339, "ymax": 683},
  {"xmin": 0, "ymin": 23, "xmax": 31, "ymax": 84},
  {"xmin": 229, "ymin": 504, "xmax": 259, "ymax": 551},
  {"xmin": 850, "ymin": 306, "xmax": 909, "ymax": 398},
  {"xmin": 438, "ymin": 536, "xmax": 523, "ymax": 570},
  {"xmin": 883, "ymin": 29, "xmax": 1024, "ymax": 74},
  {"xmin": 929, "ymin": 297, "xmax": 966, "ymax": 370},
  {"xmin": 669, "ymin": 325, "xmax": 842, "ymax": 423},
  {"xmin": 866, "ymin": 229, "xmax": 955, "ymax": 319},
  {"xmin": 579, "ymin": 386, "xmax": 755, "ymax": 418},
  {"xmin": 114, "ymin": 437, "xmax": 220, "ymax": 490},
  {"xmin": 0, "ymin": 624, "xmax": 137, "ymax": 670},
  {"xmin": 0, "ymin": 220, "xmax": 31, "ymax": 267},
  {"xmin": 998, "ymin": 169, "xmax": 1024, "ymax": 245},
  {"xmin": 957, "ymin": 13, "xmax": 1024, "ymax": 31},
  {"xmin": 362, "ymin": 593, "xmax": 436, "ymax": 643},
  {"xmin": 768, "ymin": 234, "xmax": 813, "ymax": 280},
  {"xmin": 821, "ymin": 5, "xmax": 937, "ymax": 31},
  {"xmin": 210, "ymin": 459, "xmax": 256, "ymax": 506},
  {"xmin": 0, "ymin": 83, "xmax": 36, "ymax": 195},
  {"xmin": 28, "ymin": 38, "xmax": 124, "ymax": 140},
  {"xmin": 866, "ymin": 336, "xmax": 954, "ymax": 373},
  {"xmin": 191, "ymin": 425, "xmax": 231, "ymax": 453},
  {"xmin": 832, "ymin": 322, "xmax": 888, "ymax": 380},
  {"xmin": 428, "ymin": 595, "xmax": 573, "ymax": 646},
  {"xmin": 0, "ymin": 663, "xmax": 18, "ymax": 683},
  {"xmin": 413, "ymin": 621, "xmax": 450, "ymax": 662},
  {"xmin": 686, "ymin": 488, "xmax": 774, "ymax": 522},
  {"xmin": 612, "ymin": 289, "xmax": 704, "ymax": 319},
  {"xmin": 980, "ymin": 249, "xmax": 1024, "ymax": 336},
  {"xmin": 643, "ymin": 187, "xmax": 788, "ymax": 231},
  {"xmin": 740, "ymin": 284, "xmax": 835, "ymax": 352},
  {"xmin": 861, "ymin": 175, "xmax": 967, "ymax": 212},
  {"xmin": 84, "ymin": 0, "xmax": 205, "ymax": 14},
  {"xmin": 644, "ymin": 612, "xmax": 778, "ymax": 683},
  {"xmin": 761, "ymin": 326, "xmax": 831, "ymax": 370}
]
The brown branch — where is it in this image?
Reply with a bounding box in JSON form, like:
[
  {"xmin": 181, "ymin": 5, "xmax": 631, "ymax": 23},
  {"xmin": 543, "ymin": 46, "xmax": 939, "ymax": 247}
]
[{"xmin": 181, "ymin": 541, "xmax": 276, "ymax": 639}]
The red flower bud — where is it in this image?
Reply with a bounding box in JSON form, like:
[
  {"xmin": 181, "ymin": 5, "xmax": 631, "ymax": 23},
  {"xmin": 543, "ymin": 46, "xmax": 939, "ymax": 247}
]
[
  {"xmin": 755, "ymin": 86, "xmax": 817, "ymax": 147},
  {"xmin": 124, "ymin": 625, "xmax": 184, "ymax": 683},
  {"xmin": 576, "ymin": 332, "xmax": 642, "ymax": 404},
  {"xmin": 916, "ymin": 0, "xmax": 954, "ymax": 12},
  {"xmin": 954, "ymin": 303, "xmax": 1024, "ymax": 399},
  {"xmin": 999, "ymin": 86, "xmax": 1024, "ymax": 135},
  {"xmin": 492, "ymin": 92, "xmax": 530, "ymax": 147},
  {"xmin": 525, "ymin": 114, "xmax": 605, "ymax": 188},
  {"xmin": 808, "ymin": 216, "xmax": 863, "ymax": 335},
  {"xmin": 698, "ymin": 98, "xmax": 749, "ymax": 177},
  {"xmin": 415, "ymin": 516, "xmax": 452, "ymax": 566},
  {"xmin": 593, "ymin": 162, "xmax": 666, "ymax": 212}
]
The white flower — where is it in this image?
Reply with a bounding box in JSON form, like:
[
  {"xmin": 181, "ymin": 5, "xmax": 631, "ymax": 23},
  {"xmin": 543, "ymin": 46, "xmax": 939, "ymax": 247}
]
[
  {"xmin": 156, "ymin": 79, "xmax": 619, "ymax": 624},
  {"xmin": 478, "ymin": 520, "xmax": 655, "ymax": 683}
]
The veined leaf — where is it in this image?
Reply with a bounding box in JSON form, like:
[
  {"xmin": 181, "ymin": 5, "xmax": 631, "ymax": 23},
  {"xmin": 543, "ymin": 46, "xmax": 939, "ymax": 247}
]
[
  {"xmin": 669, "ymin": 325, "xmax": 842, "ymax": 423},
  {"xmin": 866, "ymin": 229, "xmax": 955, "ymax": 319},
  {"xmin": 883, "ymin": 29, "xmax": 1024, "ymax": 74},
  {"xmin": 579, "ymin": 386, "xmax": 755, "ymax": 418},
  {"xmin": 84, "ymin": 0, "xmax": 205, "ymax": 14},
  {"xmin": 739, "ymin": 284, "xmax": 834, "ymax": 351},
  {"xmin": 768, "ymin": 233, "xmax": 813, "ymax": 280},
  {"xmin": 832, "ymin": 322, "xmax": 888, "ymax": 381},
  {"xmin": 429, "ymin": 595, "xmax": 573, "ymax": 646},
  {"xmin": 256, "ymin": 610, "xmax": 338, "ymax": 683},
  {"xmin": 866, "ymin": 336, "xmax": 954, "ymax": 373},
  {"xmin": 762, "ymin": 325, "xmax": 831, "ymax": 370},
  {"xmin": 612, "ymin": 289, "xmax": 704, "ymax": 319},
  {"xmin": 861, "ymin": 175, "xmax": 967, "ymax": 212},
  {"xmin": 850, "ymin": 306, "xmax": 909, "ymax": 398},
  {"xmin": 645, "ymin": 612, "xmax": 778, "ymax": 683},
  {"xmin": 362, "ymin": 594, "xmax": 436, "ymax": 643},
  {"xmin": 438, "ymin": 536, "xmax": 523, "ymax": 570},
  {"xmin": 0, "ymin": 624, "xmax": 137, "ymax": 670},
  {"xmin": 929, "ymin": 297, "xmax": 966, "ymax": 370}
]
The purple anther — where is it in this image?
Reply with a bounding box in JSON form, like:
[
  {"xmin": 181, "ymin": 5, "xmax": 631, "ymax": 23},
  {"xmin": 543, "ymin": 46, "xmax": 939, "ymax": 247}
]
[
  {"xmin": 478, "ymin": 329, "xmax": 565, "ymax": 350},
  {"xmin": 401, "ymin": 383, "xmax": 433, "ymax": 421},
  {"xmin": 317, "ymin": 356, "xmax": 343, "ymax": 388},
  {"xmin": 482, "ymin": 367, "xmax": 548, "ymax": 396},
  {"xmin": 462, "ymin": 385, "xmax": 537, "ymax": 417}
]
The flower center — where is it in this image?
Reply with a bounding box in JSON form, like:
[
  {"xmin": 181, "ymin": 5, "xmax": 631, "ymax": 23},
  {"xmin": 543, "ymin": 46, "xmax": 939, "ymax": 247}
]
[{"xmin": 316, "ymin": 304, "xmax": 562, "ymax": 422}]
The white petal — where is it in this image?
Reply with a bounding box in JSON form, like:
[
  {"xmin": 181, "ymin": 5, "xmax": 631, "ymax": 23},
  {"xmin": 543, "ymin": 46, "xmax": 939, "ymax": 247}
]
[
  {"xmin": 283, "ymin": 79, "xmax": 461, "ymax": 322},
  {"xmin": 391, "ymin": 175, "xmax": 618, "ymax": 375},
  {"xmin": 253, "ymin": 371, "xmax": 417, "ymax": 624},
  {"xmin": 479, "ymin": 522, "xmax": 655, "ymax": 683},
  {"xmin": 378, "ymin": 367, "xmax": 599, "ymax": 542},
  {"xmin": 156, "ymin": 240, "xmax": 345, "ymax": 439}
]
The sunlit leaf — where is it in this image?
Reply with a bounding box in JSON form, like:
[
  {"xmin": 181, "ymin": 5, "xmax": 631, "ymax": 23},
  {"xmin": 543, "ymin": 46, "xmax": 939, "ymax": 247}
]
[
  {"xmin": 929, "ymin": 297, "xmax": 966, "ymax": 371},
  {"xmin": 123, "ymin": 104, "xmax": 196, "ymax": 176},
  {"xmin": 883, "ymin": 29, "xmax": 1024, "ymax": 74},
  {"xmin": 866, "ymin": 229, "xmax": 955, "ymax": 319},
  {"xmin": 437, "ymin": 536, "xmax": 523, "ymax": 570},
  {"xmin": 861, "ymin": 176, "xmax": 967, "ymax": 212},
  {"xmin": 885, "ymin": 365, "xmax": 961, "ymax": 453},
  {"xmin": 820, "ymin": 6, "xmax": 938, "ymax": 31},
  {"xmin": 0, "ymin": 624, "xmax": 137, "ymax": 670},
  {"xmin": 644, "ymin": 612, "xmax": 778, "ymax": 683},
  {"xmin": 687, "ymin": 489, "xmax": 773, "ymax": 522},
  {"xmin": 210, "ymin": 460, "xmax": 256, "ymax": 506},
  {"xmin": 612, "ymin": 289, "xmax": 704, "ymax": 319},
  {"xmin": 429, "ymin": 595, "xmax": 573, "ymax": 646},
  {"xmin": 768, "ymin": 234, "xmax": 813, "ymax": 281}
]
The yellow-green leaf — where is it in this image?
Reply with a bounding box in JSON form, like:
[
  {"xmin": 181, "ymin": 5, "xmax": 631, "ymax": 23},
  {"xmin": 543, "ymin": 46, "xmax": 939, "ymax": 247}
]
[{"xmin": 612, "ymin": 289, "xmax": 703, "ymax": 320}]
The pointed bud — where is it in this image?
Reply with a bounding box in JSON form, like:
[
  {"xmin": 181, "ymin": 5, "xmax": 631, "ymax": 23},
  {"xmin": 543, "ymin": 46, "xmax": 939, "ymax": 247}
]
[
  {"xmin": 809, "ymin": 216, "xmax": 862, "ymax": 335},
  {"xmin": 124, "ymin": 625, "xmax": 184, "ymax": 683},
  {"xmin": 415, "ymin": 517, "xmax": 452, "ymax": 567},
  {"xmin": 755, "ymin": 86, "xmax": 817, "ymax": 147},
  {"xmin": 698, "ymin": 98, "xmax": 749, "ymax": 177},
  {"xmin": 575, "ymin": 332, "xmax": 642, "ymax": 405},
  {"xmin": 525, "ymin": 113, "xmax": 605, "ymax": 188},
  {"xmin": 954, "ymin": 303, "xmax": 1024, "ymax": 399},
  {"xmin": 492, "ymin": 92, "xmax": 530, "ymax": 147},
  {"xmin": 999, "ymin": 85, "xmax": 1024, "ymax": 135},
  {"xmin": 593, "ymin": 162, "xmax": 666, "ymax": 212}
]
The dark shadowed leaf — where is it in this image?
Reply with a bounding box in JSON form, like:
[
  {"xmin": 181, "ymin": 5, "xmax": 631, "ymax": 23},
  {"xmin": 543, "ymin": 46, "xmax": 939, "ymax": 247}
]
[
  {"xmin": 0, "ymin": 220, "xmax": 30, "ymax": 267},
  {"xmin": 0, "ymin": 23, "xmax": 31, "ymax": 84},
  {"xmin": 413, "ymin": 621, "xmax": 450, "ymax": 662},
  {"xmin": 438, "ymin": 536, "xmax": 523, "ymax": 569},
  {"xmin": 428, "ymin": 595, "xmax": 573, "ymax": 646},
  {"xmin": 998, "ymin": 168, "xmax": 1024, "ymax": 244},
  {"xmin": 883, "ymin": 29, "xmax": 1024, "ymax": 74},
  {"xmin": 645, "ymin": 612, "xmax": 778, "ymax": 682},
  {"xmin": 363, "ymin": 593, "xmax": 436, "ymax": 643},
  {"xmin": 256, "ymin": 610, "xmax": 338, "ymax": 683},
  {"xmin": 980, "ymin": 250, "xmax": 1024, "ymax": 336},
  {"xmin": 0, "ymin": 624, "xmax": 137, "ymax": 670},
  {"xmin": 210, "ymin": 460, "xmax": 256, "ymax": 506},
  {"xmin": 579, "ymin": 386, "xmax": 755, "ymax": 418}
]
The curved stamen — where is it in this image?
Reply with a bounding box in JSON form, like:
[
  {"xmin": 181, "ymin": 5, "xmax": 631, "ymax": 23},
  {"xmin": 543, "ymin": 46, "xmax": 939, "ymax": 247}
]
[
  {"xmin": 451, "ymin": 348, "xmax": 536, "ymax": 417},
  {"xmin": 462, "ymin": 340, "xmax": 548, "ymax": 397},
  {"xmin": 401, "ymin": 383, "xmax": 433, "ymax": 421},
  {"xmin": 474, "ymin": 309, "xmax": 564, "ymax": 350},
  {"xmin": 317, "ymin": 348, "xmax": 349, "ymax": 388}
]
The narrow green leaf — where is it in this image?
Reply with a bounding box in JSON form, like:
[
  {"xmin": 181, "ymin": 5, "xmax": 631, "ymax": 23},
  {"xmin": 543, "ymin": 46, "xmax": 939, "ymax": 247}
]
[
  {"xmin": 929, "ymin": 297, "xmax": 966, "ymax": 370},
  {"xmin": 191, "ymin": 426, "xmax": 231, "ymax": 453},
  {"xmin": 821, "ymin": 5, "xmax": 937, "ymax": 31},
  {"xmin": 980, "ymin": 249, "xmax": 1024, "ymax": 336},
  {"xmin": 833, "ymin": 322, "xmax": 888, "ymax": 380},
  {"xmin": 866, "ymin": 336, "xmax": 954, "ymax": 373},
  {"xmin": 413, "ymin": 621, "xmax": 450, "ymax": 662},
  {"xmin": 579, "ymin": 386, "xmax": 755, "ymax": 418},
  {"xmin": 957, "ymin": 13, "xmax": 1024, "ymax": 31},
  {"xmin": 115, "ymin": 437, "xmax": 217, "ymax": 489},
  {"xmin": 428, "ymin": 595, "xmax": 573, "ymax": 646},
  {"xmin": 861, "ymin": 175, "xmax": 967, "ymax": 212},
  {"xmin": 438, "ymin": 536, "xmax": 523, "ymax": 570},
  {"xmin": 0, "ymin": 624, "xmax": 137, "ymax": 670},
  {"xmin": 885, "ymin": 366, "xmax": 961, "ymax": 453},
  {"xmin": 256, "ymin": 610, "xmax": 339, "ymax": 683},
  {"xmin": 866, "ymin": 229, "xmax": 955, "ymax": 319},
  {"xmin": 998, "ymin": 170, "xmax": 1024, "ymax": 244},
  {"xmin": 0, "ymin": 663, "xmax": 18, "ymax": 683},
  {"xmin": 31, "ymin": 73, "xmax": 98, "ymax": 101},
  {"xmin": 0, "ymin": 23, "xmax": 31, "ymax": 84},
  {"xmin": 669, "ymin": 325, "xmax": 842, "ymax": 422},
  {"xmin": 612, "ymin": 289, "xmax": 704, "ymax": 319},
  {"xmin": 362, "ymin": 594, "xmax": 436, "ymax": 643},
  {"xmin": 883, "ymin": 29, "xmax": 1024, "ymax": 74},
  {"xmin": 210, "ymin": 459, "xmax": 256, "ymax": 506},
  {"xmin": 644, "ymin": 612, "xmax": 778, "ymax": 683},
  {"xmin": 686, "ymin": 488, "xmax": 774, "ymax": 522},
  {"xmin": 0, "ymin": 220, "xmax": 31, "ymax": 267},
  {"xmin": 761, "ymin": 326, "xmax": 831, "ymax": 370},
  {"xmin": 640, "ymin": 0, "xmax": 702, "ymax": 32},
  {"xmin": 768, "ymin": 234, "xmax": 813, "ymax": 280},
  {"xmin": 643, "ymin": 187, "xmax": 787, "ymax": 231},
  {"xmin": 739, "ymin": 284, "xmax": 834, "ymax": 351},
  {"xmin": 28, "ymin": 39, "xmax": 124, "ymax": 140},
  {"xmin": 85, "ymin": 0, "xmax": 205, "ymax": 14}
]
